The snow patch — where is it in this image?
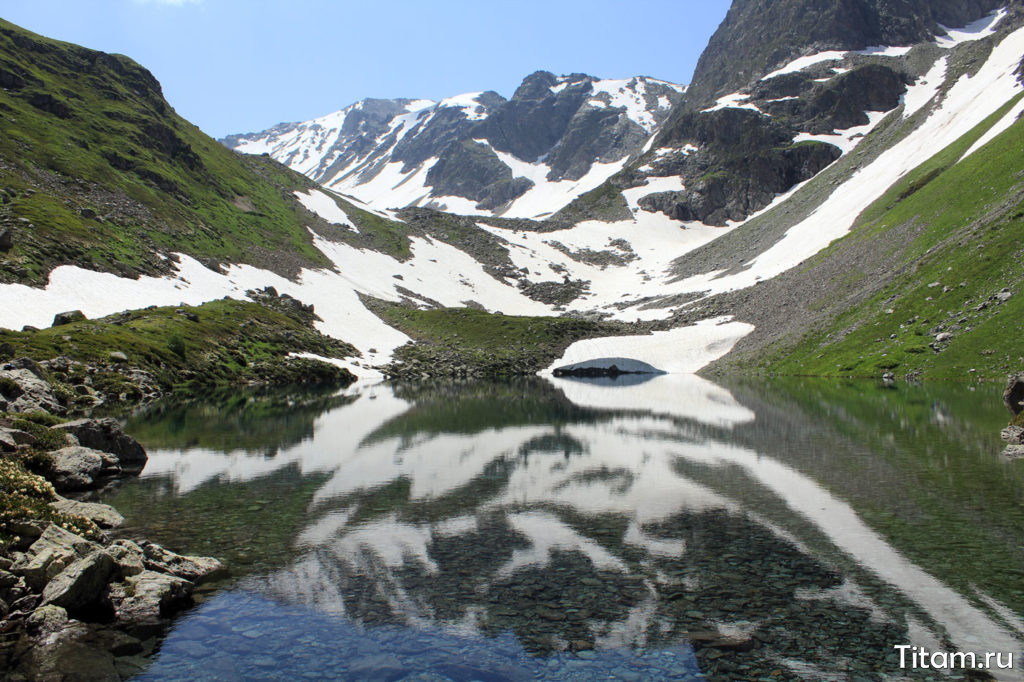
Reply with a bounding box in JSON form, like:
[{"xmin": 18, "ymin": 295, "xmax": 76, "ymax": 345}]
[
  {"xmin": 405, "ymin": 99, "xmax": 435, "ymax": 112},
  {"xmin": 330, "ymin": 158, "xmax": 438, "ymax": 209},
  {"xmin": 622, "ymin": 175, "xmax": 686, "ymax": 211},
  {"xmin": 902, "ymin": 57, "xmax": 948, "ymax": 119},
  {"xmin": 541, "ymin": 317, "xmax": 754, "ymax": 374},
  {"xmin": 792, "ymin": 110, "xmax": 889, "ymax": 154},
  {"xmin": 493, "ymin": 149, "xmax": 630, "ymax": 220},
  {"xmin": 422, "ymin": 195, "xmax": 489, "ymax": 216},
  {"xmin": 762, "ymin": 51, "xmax": 847, "ymax": 80},
  {"xmin": 590, "ymin": 78, "xmax": 665, "ymax": 132},
  {"xmin": 855, "ymin": 45, "xmax": 913, "ymax": 57},
  {"xmin": 702, "ymin": 92, "xmax": 765, "ymax": 115},
  {"xmin": 294, "ymin": 189, "xmax": 358, "ymax": 233},
  {"xmin": 936, "ymin": 8, "xmax": 1007, "ymax": 48},
  {"xmin": 960, "ymin": 94, "xmax": 1024, "ymax": 162},
  {"xmin": 439, "ymin": 92, "xmax": 489, "ymax": 121}
]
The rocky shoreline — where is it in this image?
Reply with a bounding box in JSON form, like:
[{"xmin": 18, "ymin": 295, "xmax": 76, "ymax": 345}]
[{"xmin": 1, "ymin": 364, "xmax": 223, "ymax": 680}]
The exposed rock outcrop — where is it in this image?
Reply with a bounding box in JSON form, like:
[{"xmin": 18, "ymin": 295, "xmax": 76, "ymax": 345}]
[
  {"xmin": 3, "ymin": 523, "xmax": 222, "ymax": 676},
  {"xmin": 0, "ymin": 362, "xmax": 66, "ymax": 416},
  {"xmin": 49, "ymin": 446, "xmax": 105, "ymax": 492},
  {"xmin": 687, "ymin": 0, "xmax": 1003, "ymax": 106},
  {"xmin": 50, "ymin": 418, "xmax": 148, "ymax": 473}
]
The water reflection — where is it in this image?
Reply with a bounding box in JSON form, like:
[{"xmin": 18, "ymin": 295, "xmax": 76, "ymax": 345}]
[{"xmin": 105, "ymin": 376, "xmax": 1024, "ymax": 680}]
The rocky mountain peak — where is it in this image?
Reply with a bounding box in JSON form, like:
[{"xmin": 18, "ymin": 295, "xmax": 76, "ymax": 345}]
[
  {"xmin": 688, "ymin": 0, "xmax": 1005, "ymax": 106},
  {"xmin": 512, "ymin": 71, "xmax": 562, "ymax": 100},
  {"xmin": 223, "ymin": 70, "xmax": 685, "ymax": 218}
]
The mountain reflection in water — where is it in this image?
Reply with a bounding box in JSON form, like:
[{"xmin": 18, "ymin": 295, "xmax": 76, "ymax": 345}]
[{"xmin": 104, "ymin": 376, "xmax": 1024, "ymax": 681}]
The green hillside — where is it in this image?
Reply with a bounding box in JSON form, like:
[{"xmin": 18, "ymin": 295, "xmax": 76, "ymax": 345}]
[
  {"xmin": 0, "ymin": 18, "xmax": 339, "ymax": 286},
  {"xmin": 740, "ymin": 97, "xmax": 1024, "ymax": 380}
]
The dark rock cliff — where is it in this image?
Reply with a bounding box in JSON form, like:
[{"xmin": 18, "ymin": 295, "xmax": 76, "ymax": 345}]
[{"xmin": 688, "ymin": 0, "xmax": 1003, "ymax": 107}]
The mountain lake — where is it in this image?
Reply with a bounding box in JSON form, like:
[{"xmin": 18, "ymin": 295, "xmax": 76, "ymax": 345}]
[{"xmin": 47, "ymin": 375, "xmax": 1024, "ymax": 680}]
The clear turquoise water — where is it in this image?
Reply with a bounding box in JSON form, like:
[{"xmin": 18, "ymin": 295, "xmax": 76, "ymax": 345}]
[{"xmin": 94, "ymin": 375, "xmax": 1024, "ymax": 680}]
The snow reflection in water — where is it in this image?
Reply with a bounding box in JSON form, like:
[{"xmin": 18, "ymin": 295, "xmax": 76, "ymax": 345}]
[{"xmin": 112, "ymin": 376, "xmax": 1023, "ymax": 681}]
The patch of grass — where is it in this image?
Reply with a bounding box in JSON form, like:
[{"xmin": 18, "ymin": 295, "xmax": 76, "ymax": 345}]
[
  {"xmin": 0, "ymin": 376, "xmax": 22, "ymax": 398},
  {"xmin": 334, "ymin": 196, "xmax": 412, "ymax": 260},
  {"xmin": 0, "ymin": 298, "xmax": 357, "ymax": 394},
  {"xmin": 372, "ymin": 304, "xmax": 637, "ymax": 377},
  {"xmin": 5, "ymin": 416, "xmax": 69, "ymax": 451},
  {"xmin": 551, "ymin": 181, "xmax": 632, "ymax": 225}
]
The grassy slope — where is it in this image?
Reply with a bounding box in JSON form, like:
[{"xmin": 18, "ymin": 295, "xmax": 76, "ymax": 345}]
[
  {"xmin": 371, "ymin": 305, "xmax": 636, "ymax": 376},
  {"xmin": 734, "ymin": 95, "xmax": 1024, "ymax": 380},
  {"xmin": 0, "ymin": 298, "xmax": 357, "ymax": 402},
  {"xmin": 0, "ymin": 18, "xmax": 337, "ymax": 285}
]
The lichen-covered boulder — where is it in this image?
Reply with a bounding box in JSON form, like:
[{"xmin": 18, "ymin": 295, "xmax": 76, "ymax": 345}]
[
  {"xmin": 0, "ymin": 365, "xmax": 65, "ymax": 415},
  {"xmin": 50, "ymin": 418, "xmax": 147, "ymax": 473},
  {"xmin": 106, "ymin": 540, "xmax": 146, "ymax": 577},
  {"xmin": 49, "ymin": 446, "xmax": 105, "ymax": 492},
  {"xmin": 140, "ymin": 541, "xmax": 224, "ymax": 582},
  {"xmin": 108, "ymin": 570, "xmax": 192, "ymax": 625},
  {"xmin": 49, "ymin": 497, "xmax": 125, "ymax": 529},
  {"xmin": 51, "ymin": 310, "xmax": 86, "ymax": 327},
  {"xmin": 41, "ymin": 550, "xmax": 116, "ymax": 611}
]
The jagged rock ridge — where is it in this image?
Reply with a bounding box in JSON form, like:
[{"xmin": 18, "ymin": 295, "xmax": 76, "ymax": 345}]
[{"xmin": 222, "ymin": 73, "xmax": 685, "ymax": 219}]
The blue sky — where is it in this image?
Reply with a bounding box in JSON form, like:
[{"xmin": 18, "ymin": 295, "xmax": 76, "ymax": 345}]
[{"xmin": 2, "ymin": 0, "xmax": 732, "ymax": 138}]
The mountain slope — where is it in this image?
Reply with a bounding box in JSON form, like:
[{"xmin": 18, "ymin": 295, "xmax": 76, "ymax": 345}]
[
  {"xmin": 222, "ymin": 73, "xmax": 685, "ymax": 219},
  {"xmin": 0, "ymin": 18, "xmax": 345, "ymax": 286},
  {"xmin": 708, "ymin": 95, "xmax": 1024, "ymax": 379},
  {"xmin": 1, "ymin": 5, "xmax": 1023, "ymax": 382}
]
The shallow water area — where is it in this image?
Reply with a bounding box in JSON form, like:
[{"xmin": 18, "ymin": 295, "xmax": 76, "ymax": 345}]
[{"xmin": 85, "ymin": 375, "xmax": 1024, "ymax": 680}]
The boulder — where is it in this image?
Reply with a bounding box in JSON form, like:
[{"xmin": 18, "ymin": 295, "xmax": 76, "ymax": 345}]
[
  {"xmin": 51, "ymin": 310, "xmax": 86, "ymax": 327},
  {"xmin": 0, "ymin": 226, "xmax": 12, "ymax": 251},
  {"xmin": 12, "ymin": 525, "xmax": 97, "ymax": 590},
  {"xmin": 14, "ymin": 546, "xmax": 79, "ymax": 591},
  {"xmin": 0, "ymin": 429, "xmax": 20, "ymax": 452},
  {"xmin": 18, "ymin": 628, "xmax": 120, "ymax": 682},
  {"xmin": 6, "ymin": 519, "xmax": 47, "ymax": 542},
  {"xmin": 1005, "ymin": 375, "xmax": 1024, "ymax": 415},
  {"xmin": 0, "ymin": 568, "xmax": 18, "ymax": 588},
  {"xmin": 108, "ymin": 570, "xmax": 192, "ymax": 625},
  {"xmin": 0, "ymin": 427, "xmax": 38, "ymax": 447},
  {"xmin": 50, "ymin": 446, "xmax": 104, "ymax": 491},
  {"xmin": 107, "ymin": 540, "xmax": 145, "ymax": 577},
  {"xmin": 140, "ymin": 541, "xmax": 224, "ymax": 582},
  {"xmin": 108, "ymin": 351, "xmax": 128, "ymax": 362},
  {"xmin": 41, "ymin": 550, "xmax": 116, "ymax": 611},
  {"xmin": 26, "ymin": 604, "xmax": 70, "ymax": 637},
  {"xmin": 49, "ymin": 497, "xmax": 125, "ymax": 529},
  {"xmin": 0, "ymin": 366, "xmax": 65, "ymax": 415},
  {"xmin": 50, "ymin": 418, "xmax": 147, "ymax": 472},
  {"xmin": 27, "ymin": 524, "xmax": 94, "ymax": 558}
]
